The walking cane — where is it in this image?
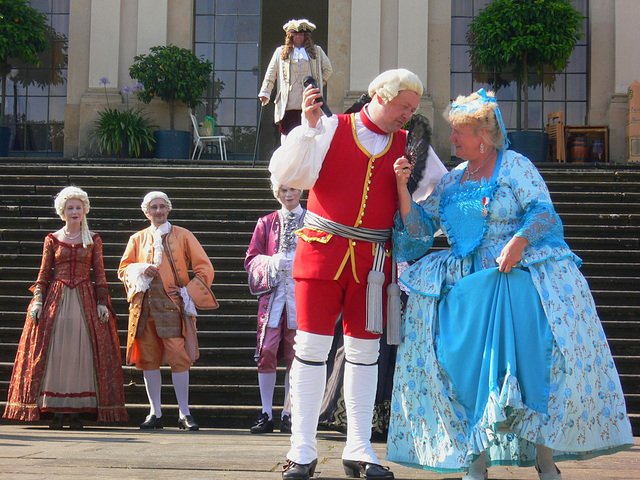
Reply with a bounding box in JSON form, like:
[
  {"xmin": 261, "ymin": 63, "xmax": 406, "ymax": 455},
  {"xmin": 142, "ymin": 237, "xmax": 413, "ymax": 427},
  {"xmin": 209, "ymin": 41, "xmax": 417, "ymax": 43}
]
[{"xmin": 252, "ymin": 104, "xmax": 264, "ymax": 168}]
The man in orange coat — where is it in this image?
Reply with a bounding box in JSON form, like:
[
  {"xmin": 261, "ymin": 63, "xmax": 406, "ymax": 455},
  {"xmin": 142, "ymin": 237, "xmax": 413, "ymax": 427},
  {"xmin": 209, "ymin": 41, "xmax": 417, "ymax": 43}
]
[
  {"xmin": 119, "ymin": 191, "xmax": 217, "ymax": 431},
  {"xmin": 269, "ymin": 69, "xmax": 443, "ymax": 480}
]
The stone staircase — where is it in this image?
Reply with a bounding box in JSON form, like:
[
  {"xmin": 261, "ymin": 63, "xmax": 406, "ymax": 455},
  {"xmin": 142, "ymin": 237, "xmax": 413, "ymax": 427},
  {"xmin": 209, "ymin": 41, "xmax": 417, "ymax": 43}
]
[{"xmin": 0, "ymin": 159, "xmax": 638, "ymax": 435}]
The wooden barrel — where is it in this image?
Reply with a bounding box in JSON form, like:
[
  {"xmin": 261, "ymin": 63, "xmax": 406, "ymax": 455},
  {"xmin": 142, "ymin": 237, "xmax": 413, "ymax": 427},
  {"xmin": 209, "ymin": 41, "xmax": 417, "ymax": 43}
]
[{"xmin": 569, "ymin": 135, "xmax": 588, "ymax": 162}]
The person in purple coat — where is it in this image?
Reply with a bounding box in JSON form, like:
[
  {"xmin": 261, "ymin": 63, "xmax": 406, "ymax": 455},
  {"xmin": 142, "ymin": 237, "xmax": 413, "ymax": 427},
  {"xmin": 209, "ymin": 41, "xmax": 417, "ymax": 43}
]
[{"xmin": 245, "ymin": 181, "xmax": 305, "ymax": 434}]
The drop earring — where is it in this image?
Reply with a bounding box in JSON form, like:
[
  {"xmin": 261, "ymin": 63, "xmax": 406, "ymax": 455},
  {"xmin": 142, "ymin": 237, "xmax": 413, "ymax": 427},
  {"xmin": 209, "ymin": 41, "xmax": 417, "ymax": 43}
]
[{"xmin": 480, "ymin": 143, "xmax": 485, "ymax": 154}]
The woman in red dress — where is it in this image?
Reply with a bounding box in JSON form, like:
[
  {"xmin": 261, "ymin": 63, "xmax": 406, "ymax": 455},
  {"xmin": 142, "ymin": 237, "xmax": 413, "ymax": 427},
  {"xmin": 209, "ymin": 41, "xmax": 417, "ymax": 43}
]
[{"xmin": 3, "ymin": 186, "xmax": 128, "ymax": 428}]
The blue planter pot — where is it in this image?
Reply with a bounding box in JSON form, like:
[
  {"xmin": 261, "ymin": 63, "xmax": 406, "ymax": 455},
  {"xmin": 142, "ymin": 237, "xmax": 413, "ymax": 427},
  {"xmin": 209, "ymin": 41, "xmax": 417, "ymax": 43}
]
[
  {"xmin": 507, "ymin": 131, "xmax": 549, "ymax": 163},
  {"xmin": 0, "ymin": 126, "xmax": 10, "ymax": 157},
  {"xmin": 154, "ymin": 130, "xmax": 190, "ymax": 159}
]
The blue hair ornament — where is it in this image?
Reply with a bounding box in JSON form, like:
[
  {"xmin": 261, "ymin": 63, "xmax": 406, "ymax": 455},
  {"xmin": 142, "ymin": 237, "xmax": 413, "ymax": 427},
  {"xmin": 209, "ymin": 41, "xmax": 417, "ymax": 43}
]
[{"xmin": 450, "ymin": 88, "xmax": 509, "ymax": 150}]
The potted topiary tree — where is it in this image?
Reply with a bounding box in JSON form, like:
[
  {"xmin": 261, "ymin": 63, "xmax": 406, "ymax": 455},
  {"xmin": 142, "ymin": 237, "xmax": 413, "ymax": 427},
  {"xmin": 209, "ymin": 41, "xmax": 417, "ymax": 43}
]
[
  {"xmin": 129, "ymin": 45, "xmax": 213, "ymax": 159},
  {"xmin": 468, "ymin": 0, "xmax": 583, "ymax": 162},
  {"xmin": 0, "ymin": 0, "xmax": 49, "ymax": 157}
]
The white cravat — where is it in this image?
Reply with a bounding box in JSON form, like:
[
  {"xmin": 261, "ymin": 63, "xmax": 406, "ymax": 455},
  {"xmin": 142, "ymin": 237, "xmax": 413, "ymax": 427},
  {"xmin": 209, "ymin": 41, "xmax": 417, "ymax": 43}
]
[{"xmin": 292, "ymin": 47, "xmax": 309, "ymax": 63}]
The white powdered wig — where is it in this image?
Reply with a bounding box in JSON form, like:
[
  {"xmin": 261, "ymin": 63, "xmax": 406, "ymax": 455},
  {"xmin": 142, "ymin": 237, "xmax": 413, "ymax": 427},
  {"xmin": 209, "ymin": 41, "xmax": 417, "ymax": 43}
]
[
  {"xmin": 141, "ymin": 191, "xmax": 172, "ymax": 213},
  {"xmin": 367, "ymin": 68, "xmax": 423, "ymax": 104},
  {"xmin": 54, "ymin": 186, "xmax": 93, "ymax": 247}
]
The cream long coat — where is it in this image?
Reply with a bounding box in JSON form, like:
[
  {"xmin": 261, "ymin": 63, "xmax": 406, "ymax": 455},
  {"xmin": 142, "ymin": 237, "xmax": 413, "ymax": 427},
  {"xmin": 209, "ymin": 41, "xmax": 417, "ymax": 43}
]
[{"xmin": 259, "ymin": 45, "xmax": 332, "ymax": 124}]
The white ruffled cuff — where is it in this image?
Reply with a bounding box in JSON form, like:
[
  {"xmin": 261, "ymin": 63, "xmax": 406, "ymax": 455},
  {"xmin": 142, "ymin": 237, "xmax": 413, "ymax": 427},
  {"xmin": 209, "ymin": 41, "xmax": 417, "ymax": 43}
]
[
  {"xmin": 125, "ymin": 263, "xmax": 154, "ymax": 295},
  {"xmin": 181, "ymin": 286, "xmax": 197, "ymax": 317}
]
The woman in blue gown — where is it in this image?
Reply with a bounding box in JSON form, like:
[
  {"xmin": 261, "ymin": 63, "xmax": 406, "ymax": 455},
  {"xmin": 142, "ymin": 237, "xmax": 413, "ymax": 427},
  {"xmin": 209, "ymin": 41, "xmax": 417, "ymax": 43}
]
[{"xmin": 386, "ymin": 89, "xmax": 634, "ymax": 480}]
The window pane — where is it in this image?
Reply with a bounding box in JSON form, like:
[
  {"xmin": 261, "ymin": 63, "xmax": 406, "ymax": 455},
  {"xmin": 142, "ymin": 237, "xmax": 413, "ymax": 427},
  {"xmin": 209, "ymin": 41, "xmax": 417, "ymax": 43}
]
[
  {"xmin": 215, "ymin": 43, "xmax": 237, "ymax": 69},
  {"xmin": 238, "ymin": 0, "xmax": 259, "ymax": 14},
  {"xmin": 26, "ymin": 97, "xmax": 49, "ymax": 122},
  {"xmin": 237, "ymin": 43, "xmax": 258, "ymax": 70},
  {"xmin": 236, "ymin": 98, "xmax": 257, "ymax": 126},
  {"xmin": 49, "ymin": 97, "xmax": 66, "ymax": 122},
  {"xmin": 237, "ymin": 16, "xmax": 259, "ymax": 42},
  {"xmin": 195, "ymin": 43, "xmax": 214, "ymax": 62},
  {"xmin": 451, "ymin": 0, "xmax": 473, "ymax": 16},
  {"xmin": 216, "ymin": 0, "xmax": 238, "ymax": 15},
  {"xmin": 566, "ymin": 102, "xmax": 587, "ymax": 125},
  {"xmin": 236, "ymin": 71, "xmax": 257, "ymax": 98},
  {"xmin": 216, "ymin": 16, "xmax": 238, "ymax": 42},
  {"xmin": 195, "ymin": 16, "xmax": 215, "ymax": 42},
  {"xmin": 195, "ymin": 0, "xmax": 215, "ymax": 14},
  {"xmin": 567, "ymin": 45, "xmax": 587, "ymax": 73},
  {"xmin": 31, "ymin": 0, "xmax": 51, "ymax": 12},
  {"xmin": 50, "ymin": 14, "xmax": 69, "ymax": 35},
  {"xmin": 543, "ymin": 73, "xmax": 566, "ymax": 101},
  {"xmin": 52, "ymin": 0, "xmax": 70, "ymax": 13},
  {"xmin": 566, "ymin": 74, "xmax": 586, "ymax": 101},
  {"xmin": 216, "ymin": 71, "xmax": 236, "ymax": 98},
  {"xmin": 216, "ymin": 98, "xmax": 236, "ymax": 125},
  {"xmin": 452, "ymin": 17, "xmax": 471, "ymax": 45},
  {"xmin": 451, "ymin": 45, "xmax": 470, "ymax": 72}
]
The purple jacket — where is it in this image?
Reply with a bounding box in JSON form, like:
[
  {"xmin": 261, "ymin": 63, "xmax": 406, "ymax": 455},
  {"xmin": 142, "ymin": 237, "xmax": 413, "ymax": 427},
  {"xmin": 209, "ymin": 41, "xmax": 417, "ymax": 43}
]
[{"xmin": 245, "ymin": 209, "xmax": 305, "ymax": 359}]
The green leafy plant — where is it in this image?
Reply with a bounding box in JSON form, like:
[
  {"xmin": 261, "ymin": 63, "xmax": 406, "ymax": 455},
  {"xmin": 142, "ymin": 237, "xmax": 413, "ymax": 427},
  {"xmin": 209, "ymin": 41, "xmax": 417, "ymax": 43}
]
[
  {"xmin": 468, "ymin": 0, "xmax": 583, "ymax": 130},
  {"xmin": 129, "ymin": 45, "xmax": 213, "ymax": 130},
  {"xmin": 90, "ymin": 78, "xmax": 156, "ymax": 158},
  {"xmin": 0, "ymin": 0, "xmax": 50, "ymax": 125}
]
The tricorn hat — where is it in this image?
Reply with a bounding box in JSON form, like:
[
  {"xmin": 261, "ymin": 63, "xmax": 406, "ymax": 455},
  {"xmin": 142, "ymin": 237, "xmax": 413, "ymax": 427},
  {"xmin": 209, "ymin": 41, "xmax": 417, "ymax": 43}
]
[{"xmin": 283, "ymin": 18, "xmax": 316, "ymax": 33}]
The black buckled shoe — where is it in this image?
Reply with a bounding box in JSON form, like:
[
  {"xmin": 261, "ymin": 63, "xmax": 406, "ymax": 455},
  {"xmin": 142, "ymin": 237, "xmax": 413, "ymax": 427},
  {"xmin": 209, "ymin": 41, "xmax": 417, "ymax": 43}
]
[
  {"xmin": 178, "ymin": 414, "xmax": 199, "ymax": 431},
  {"xmin": 250, "ymin": 412, "xmax": 274, "ymax": 434},
  {"xmin": 282, "ymin": 458, "xmax": 317, "ymax": 480},
  {"xmin": 140, "ymin": 414, "xmax": 164, "ymax": 430},
  {"xmin": 342, "ymin": 460, "xmax": 394, "ymax": 479},
  {"xmin": 280, "ymin": 414, "xmax": 292, "ymax": 434}
]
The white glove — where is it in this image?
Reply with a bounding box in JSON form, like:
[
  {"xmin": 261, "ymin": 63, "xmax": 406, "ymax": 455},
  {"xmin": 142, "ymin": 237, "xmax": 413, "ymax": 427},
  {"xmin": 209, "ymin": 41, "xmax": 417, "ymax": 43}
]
[
  {"xmin": 30, "ymin": 302, "xmax": 43, "ymax": 323},
  {"xmin": 97, "ymin": 304, "xmax": 109, "ymax": 323},
  {"xmin": 271, "ymin": 253, "xmax": 293, "ymax": 272}
]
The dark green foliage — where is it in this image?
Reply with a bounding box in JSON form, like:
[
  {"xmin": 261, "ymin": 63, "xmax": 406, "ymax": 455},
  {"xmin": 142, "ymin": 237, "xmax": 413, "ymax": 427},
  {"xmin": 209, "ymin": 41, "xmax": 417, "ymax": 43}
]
[
  {"xmin": 91, "ymin": 108, "xmax": 156, "ymax": 158},
  {"xmin": 129, "ymin": 45, "xmax": 213, "ymax": 130},
  {"xmin": 468, "ymin": 0, "xmax": 583, "ymax": 130}
]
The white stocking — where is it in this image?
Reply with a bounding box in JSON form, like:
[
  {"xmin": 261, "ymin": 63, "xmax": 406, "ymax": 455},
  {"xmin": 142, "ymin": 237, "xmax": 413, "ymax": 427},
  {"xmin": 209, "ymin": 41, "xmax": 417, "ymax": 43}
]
[
  {"xmin": 258, "ymin": 372, "xmax": 277, "ymax": 419},
  {"xmin": 287, "ymin": 331, "xmax": 333, "ymax": 464},
  {"xmin": 342, "ymin": 336, "xmax": 380, "ymax": 464},
  {"xmin": 172, "ymin": 370, "xmax": 191, "ymax": 419},
  {"xmin": 282, "ymin": 370, "xmax": 291, "ymax": 418},
  {"xmin": 143, "ymin": 369, "xmax": 162, "ymax": 418}
]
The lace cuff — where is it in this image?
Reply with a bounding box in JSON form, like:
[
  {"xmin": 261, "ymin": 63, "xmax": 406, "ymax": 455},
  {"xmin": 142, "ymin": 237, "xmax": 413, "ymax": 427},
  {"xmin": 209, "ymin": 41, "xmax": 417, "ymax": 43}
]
[
  {"xmin": 125, "ymin": 263, "xmax": 154, "ymax": 295},
  {"xmin": 180, "ymin": 286, "xmax": 197, "ymax": 317},
  {"xmin": 393, "ymin": 202, "xmax": 436, "ymax": 263},
  {"xmin": 516, "ymin": 200, "xmax": 564, "ymax": 246}
]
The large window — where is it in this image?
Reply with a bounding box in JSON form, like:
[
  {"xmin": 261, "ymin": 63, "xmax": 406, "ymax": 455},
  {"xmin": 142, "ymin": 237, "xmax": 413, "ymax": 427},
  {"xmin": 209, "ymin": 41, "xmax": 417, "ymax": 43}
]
[
  {"xmin": 451, "ymin": 0, "xmax": 589, "ymax": 131},
  {"xmin": 194, "ymin": 0, "xmax": 261, "ymax": 158},
  {"xmin": 5, "ymin": 0, "xmax": 68, "ymax": 156}
]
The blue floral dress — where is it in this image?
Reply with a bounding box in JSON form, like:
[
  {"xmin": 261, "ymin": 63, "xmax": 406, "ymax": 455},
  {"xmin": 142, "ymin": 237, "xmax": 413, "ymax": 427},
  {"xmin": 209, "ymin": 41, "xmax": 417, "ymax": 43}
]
[{"xmin": 386, "ymin": 150, "xmax": 634, "ymax": 472}]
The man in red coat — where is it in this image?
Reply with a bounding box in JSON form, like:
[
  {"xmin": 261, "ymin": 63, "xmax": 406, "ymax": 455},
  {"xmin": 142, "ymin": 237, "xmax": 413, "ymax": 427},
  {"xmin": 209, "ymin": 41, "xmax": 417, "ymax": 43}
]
[{"xmin": 270, "ymin": 69, "xmax": 426, "ymax": 480}]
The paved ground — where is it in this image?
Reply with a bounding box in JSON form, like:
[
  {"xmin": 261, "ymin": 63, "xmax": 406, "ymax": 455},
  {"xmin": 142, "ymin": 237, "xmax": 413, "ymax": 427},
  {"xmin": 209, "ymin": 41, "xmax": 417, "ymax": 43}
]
[{"xmin": 0, "ymin": 424, "xmax": 638, "ymax": 479}]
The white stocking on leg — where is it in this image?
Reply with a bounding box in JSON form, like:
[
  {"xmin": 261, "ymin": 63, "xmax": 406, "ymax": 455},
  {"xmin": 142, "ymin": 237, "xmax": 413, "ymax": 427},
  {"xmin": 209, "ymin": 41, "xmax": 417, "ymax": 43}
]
[
  {"xmin": 258, "ymin": 372, "xmax": 277, "ymax": 419},
  {"xmin": 464, "ymin": 451, "xmax": 487, "ymax": 479},
  {"xmin": 282, "ymin": 369, "xmax": 291, "ymax": 418},
  {"xmin": 342, "ymin": 336, "xmax": 380, "ymax": 464},
  {"xmin": 287, "ymin": 331, "xmax": 333, "ymax": 464},
  {"xmin": 143, "ymin": 369, "xmax": 162, "ymax": 418},
  {"xmin": 172, "ymin": 370, "xmax": 191, "ymax": 419},
  {"xmin": 536, "ymin": 445, "xmax": 560, "ymax": 475}
]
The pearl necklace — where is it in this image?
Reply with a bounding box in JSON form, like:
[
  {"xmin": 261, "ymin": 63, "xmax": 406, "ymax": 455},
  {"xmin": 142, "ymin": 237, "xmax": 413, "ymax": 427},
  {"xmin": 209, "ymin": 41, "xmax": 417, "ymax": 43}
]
[
  {"xmin": 466, "ymin": 150, "xmax": 495, "ymax": 181},
  {"xmin": 63, "ymin": 228, "xmax": 81, "ymax": 240}
]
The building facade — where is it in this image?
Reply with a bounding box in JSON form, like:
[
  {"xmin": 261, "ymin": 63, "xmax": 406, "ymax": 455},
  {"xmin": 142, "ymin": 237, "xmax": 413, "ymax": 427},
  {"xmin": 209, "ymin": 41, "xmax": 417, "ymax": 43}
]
[{"xmin": 5, "ymin": 0, "xmax": 640, "ymax": 163}]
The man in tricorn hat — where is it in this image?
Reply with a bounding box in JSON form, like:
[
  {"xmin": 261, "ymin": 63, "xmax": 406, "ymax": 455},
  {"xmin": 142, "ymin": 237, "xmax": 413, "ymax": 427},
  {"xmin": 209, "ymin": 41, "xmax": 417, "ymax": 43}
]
[{"xmin": 259, "ymin": 18, "xmax": 332, "ymax": 142}]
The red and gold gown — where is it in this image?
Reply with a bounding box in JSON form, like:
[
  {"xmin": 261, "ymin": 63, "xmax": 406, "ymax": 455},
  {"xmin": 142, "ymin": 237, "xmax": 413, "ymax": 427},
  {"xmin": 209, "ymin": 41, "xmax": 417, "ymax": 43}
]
[{"xmin": 3, "ymin": 233, "xmax": 128, "ymax": 423}]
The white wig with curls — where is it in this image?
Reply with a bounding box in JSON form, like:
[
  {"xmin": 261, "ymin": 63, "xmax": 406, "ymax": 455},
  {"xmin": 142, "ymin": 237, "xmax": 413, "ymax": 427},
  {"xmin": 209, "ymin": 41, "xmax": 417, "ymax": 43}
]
[
  {"xmin": 367, "ymin": 68, "xmax": 423, "ymax": 104},
  {"xmin": 141, "ymin": 191, "xmax": 173, "ymax": 214},
  {"xmin": 54, "ymin": 186, "xmax": 93, "ymax": 247}
]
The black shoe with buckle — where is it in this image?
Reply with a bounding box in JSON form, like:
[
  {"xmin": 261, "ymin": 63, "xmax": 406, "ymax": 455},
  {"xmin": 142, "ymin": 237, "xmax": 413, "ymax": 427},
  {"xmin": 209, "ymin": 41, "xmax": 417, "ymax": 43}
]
[
  {"xmin": 250, "ymin": 412, "xmax": 274, "ymax": 434},
  {"xmin": 280, "ymin": 414, "xmax": 292, "ymax": 433},
  {"xmin": 282, "ymin": 458, "xmax": 317, "ymax": 480},
  {"xmin": 140, "ymin": 414, "xmax": 164, "ymax": 430},
  {"xmin": 69, "ymin": 413, "xmax": 83, "ymax": 430},
  {"xmin": 178, "ymin": 414, "xmax": 199, "ymax": 431},
  {"xmin": 342, "ymin": 460, "xmax": 394, "ymax": 479}
]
